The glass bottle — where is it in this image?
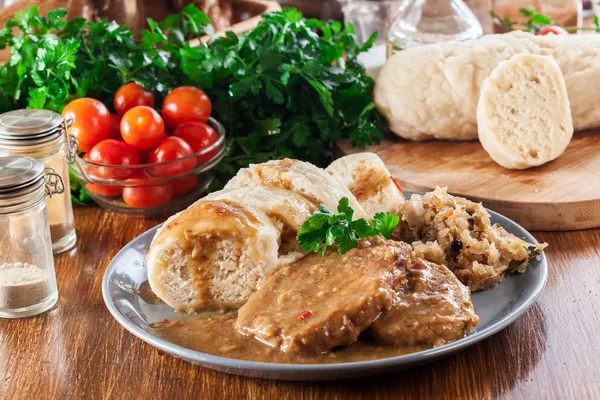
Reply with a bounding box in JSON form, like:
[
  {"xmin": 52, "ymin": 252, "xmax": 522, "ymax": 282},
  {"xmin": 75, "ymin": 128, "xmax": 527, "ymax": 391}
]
[
  {"xmin": 343, "ymin": 0, "xmax": 410, "ymax": 45},
  {"xmin": 0, "ymin": 156, "xmax": 62, "ymax": 318},
  {"xmin": 387, "ymin": 0, "xmax": 484, "ymax": 55},
  {"xmin": 0, "ymin": 110, "xmax": 77, "ymax": 254}
]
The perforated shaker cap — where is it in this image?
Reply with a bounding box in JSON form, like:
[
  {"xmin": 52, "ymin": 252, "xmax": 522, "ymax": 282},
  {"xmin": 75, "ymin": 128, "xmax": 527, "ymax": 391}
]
[
  {"xmin": 0, "ymin": 109, "xmax": 64, "ymax": 146},
  {"xmin": 0, "ymin": 156, "xmax": 45, "ymax": 200}
]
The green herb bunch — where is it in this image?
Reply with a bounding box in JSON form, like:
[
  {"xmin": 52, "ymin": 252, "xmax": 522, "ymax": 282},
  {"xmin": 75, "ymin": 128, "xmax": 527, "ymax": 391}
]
[
  {"xmin": 180, "ymin": 8, "xmax": 384, "ymax": 189},
  {"xmin": 0, "ymin": 5, "xmax": 208, "ymax": 113},
  {"xmin": 297, "ymin": 197, "xmax": 400, "ymax": 255},
  {"xmin": 0, "ymin": 6, "xmax": 384, "ymax": 194}
]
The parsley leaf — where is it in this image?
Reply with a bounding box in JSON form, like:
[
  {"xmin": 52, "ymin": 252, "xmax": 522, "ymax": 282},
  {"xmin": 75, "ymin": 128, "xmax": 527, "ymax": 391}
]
[
  {"xmin": 297, "ymin": 197, "xmax": 400, "ymax": 255},
  {"xmin": 371, "ymin": 212, "xmax": 400, "ymax": 239}
]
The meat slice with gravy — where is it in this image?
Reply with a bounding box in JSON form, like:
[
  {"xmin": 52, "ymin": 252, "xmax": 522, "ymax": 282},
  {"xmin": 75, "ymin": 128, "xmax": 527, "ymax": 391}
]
[
  {"xmin": 235, "ymin": 238, "xmax": 414, "ymax": 354},
  {"xmin": 369, "ymin": 259, "xmax": 479, "ymax": 347}
]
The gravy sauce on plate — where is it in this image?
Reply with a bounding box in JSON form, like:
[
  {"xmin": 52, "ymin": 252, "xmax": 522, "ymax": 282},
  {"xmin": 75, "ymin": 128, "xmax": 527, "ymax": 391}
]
[{"xmin": 152, "ymin": 313, "xmax": 428, "ymax": 364}]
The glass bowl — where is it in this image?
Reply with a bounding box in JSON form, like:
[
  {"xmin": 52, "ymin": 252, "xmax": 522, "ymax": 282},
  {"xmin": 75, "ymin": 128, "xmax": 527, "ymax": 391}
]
[{"xmin": 70, "ymin": 117, "xmax": 226, "ymax": 216}]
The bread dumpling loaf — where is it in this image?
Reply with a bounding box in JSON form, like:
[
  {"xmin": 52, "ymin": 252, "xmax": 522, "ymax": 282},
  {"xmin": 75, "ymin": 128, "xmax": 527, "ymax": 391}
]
[
  {"xmin": 146, "ymin": 199, "xmax": 281, "ymax": 312},
  {"xmin": 225, "ymin": 158, "xmax": 368, "ymax": 220},
  {"xmin": 477, "ymin": 54, "xmax": 573, "ymax": 169},
  {"xmin": 326, "ymin": 153, "xmax": 405, "ymax": 219},
  {"xmin": 375, "ymin": 31, "xmax": 600, "ymax": 140}
]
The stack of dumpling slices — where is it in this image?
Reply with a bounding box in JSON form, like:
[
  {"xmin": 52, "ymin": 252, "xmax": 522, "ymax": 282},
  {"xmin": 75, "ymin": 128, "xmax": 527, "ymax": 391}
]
[{"xmin": 146, "ymin": 154, "xmax": 405, "ymax": 313}]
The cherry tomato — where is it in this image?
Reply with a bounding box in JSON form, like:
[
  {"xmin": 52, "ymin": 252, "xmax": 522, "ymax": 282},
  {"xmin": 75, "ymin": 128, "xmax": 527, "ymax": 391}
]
[
  {"xmin": 122, "ymin": 185, "xmax": 173, "ymax": 208},
  {"xmin": 85, "ymin": 183, "xmax": 122, "ymax": 197},
  {"xmin": 120, "ymin": 106, "xmax": 165, "ymax": 150},
  {"xmin": 162, "ymin": 86, "xmax": 211, "ymax": 131},
  {"xmin": 537, "ymin": 26, "xmax": 568, "ymax": 35},
  {"xmin": 172, "ymin": 176, "xmax": 199, "ymax": 196},
  {"xmin": 62, "ymin": 98, "xmax": 111, "ymax": 152},
  {"xmin": 85, "ymin": 139, "xmax": 139, "ymax": 180},
  {"xmin": 113, "ymin": 83, "xmax": 155, "ymax": 115},
  {"xmin": 173, "ymin": 122, "xmax": 219, "ymax": 164},
  {"xmin": 148, "ymin": 137, "xmax": 196, "ymax": 177},
  {"xmin": 109, "ymin": 114, "xmax": 122, "ymax": 140}
]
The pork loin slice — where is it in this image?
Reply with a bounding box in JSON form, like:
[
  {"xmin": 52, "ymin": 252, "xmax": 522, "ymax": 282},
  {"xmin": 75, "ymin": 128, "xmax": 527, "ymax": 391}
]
[
  {"xmin": 235, "ymin": 238, "xmax": 414, "ymax": 354},
  {"xmin": 369, "ymin": 259, "xmax": 479, "ymax": 347}
]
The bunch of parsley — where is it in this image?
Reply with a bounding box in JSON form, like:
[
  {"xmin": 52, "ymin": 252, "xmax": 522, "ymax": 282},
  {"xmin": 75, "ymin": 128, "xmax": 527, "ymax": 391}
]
[
  {"xmin": 0, "ymin": 5, "xmax": 208, "ymax": 113},
  {"xmin": 0, "ymin": 6, "xmax": 385, "ymax": 196},
  {"xmin": 179, "ymin": 8, "xmax": 385, "ymax": 189}
]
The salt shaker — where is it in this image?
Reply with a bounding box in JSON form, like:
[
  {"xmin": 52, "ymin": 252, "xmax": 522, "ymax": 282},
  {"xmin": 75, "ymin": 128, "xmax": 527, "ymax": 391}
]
[
  {"xmin": 0, "ymin": 110, "xmax": 77, "ymax": 254},
  {"xmin": 0, "ymin": 156, "xmax": 61, "ymax": 318}
]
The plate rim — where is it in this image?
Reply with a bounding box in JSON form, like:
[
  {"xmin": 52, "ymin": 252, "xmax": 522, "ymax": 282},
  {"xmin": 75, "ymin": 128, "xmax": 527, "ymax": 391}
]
[{"xmin": 102, "ymin": 206, "xmax": 548, "ymax": 375}]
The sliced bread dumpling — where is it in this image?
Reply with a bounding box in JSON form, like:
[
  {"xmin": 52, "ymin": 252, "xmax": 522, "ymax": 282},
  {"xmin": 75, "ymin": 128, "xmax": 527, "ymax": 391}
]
[
  {"xmin": 477, "ymin": 53, "xmax": 573, "ymax": 169},
  {"xmin": 205, "ymin": 186, "xmax": 317, "ymax": 254},
  {"xmin": 225, "ymin": 158, "xmax": 368, "ymax": 220},
  {"xmin": 146, "ymin": 199, "xmax": 281, "ymax": 313},
  {"xmin": 326, "ymin": 153, "xmax": 405, "ymax": 219}
]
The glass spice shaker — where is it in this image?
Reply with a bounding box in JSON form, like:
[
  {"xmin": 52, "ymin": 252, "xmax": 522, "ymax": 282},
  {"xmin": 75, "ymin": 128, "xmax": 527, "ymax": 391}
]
[
  {"xmin": 0, "ymin": 110, "xmax": 77, "ymax": 254},
  {"xmin": 0, "ymin": 156, "xmax": 61, "ymax": 318},
  {"xmin": 387, "ymin": 0, "xmax": 483, "ymax": 55}
]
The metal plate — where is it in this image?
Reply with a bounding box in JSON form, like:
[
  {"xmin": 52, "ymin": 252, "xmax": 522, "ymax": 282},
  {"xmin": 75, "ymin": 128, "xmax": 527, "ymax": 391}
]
[{"xmin": 102, "ymin": 204, "xmax": 548, "ymax": 381}]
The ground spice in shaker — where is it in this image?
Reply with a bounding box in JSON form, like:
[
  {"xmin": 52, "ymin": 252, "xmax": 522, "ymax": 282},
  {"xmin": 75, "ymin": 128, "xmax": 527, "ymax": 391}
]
[
  {"xmin": 0, "ymin": 156, "xmax": 60, "ymax": 318},
  {"xmin": 0, "ymin": 263, "xmax": 52, "ymax": 309}
]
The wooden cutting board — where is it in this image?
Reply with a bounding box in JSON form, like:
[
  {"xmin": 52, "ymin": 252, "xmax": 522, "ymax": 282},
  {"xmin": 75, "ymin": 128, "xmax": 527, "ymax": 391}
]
[{"xmin": 336, "ymin": 131, "xmax": 600, "ymax": 231}]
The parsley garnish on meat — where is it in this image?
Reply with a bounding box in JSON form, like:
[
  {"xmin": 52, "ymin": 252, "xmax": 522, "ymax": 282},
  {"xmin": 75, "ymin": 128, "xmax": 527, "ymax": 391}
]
[{"xmin": 297, "ymin": 198, "xmax": 400, "ymax": 255}]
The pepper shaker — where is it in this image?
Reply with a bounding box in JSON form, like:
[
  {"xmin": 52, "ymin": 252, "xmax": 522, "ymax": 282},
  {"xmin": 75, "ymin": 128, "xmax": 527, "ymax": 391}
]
[{"xmin": 0, "ymin": 110, "xmax": 77, "ymax": 254}]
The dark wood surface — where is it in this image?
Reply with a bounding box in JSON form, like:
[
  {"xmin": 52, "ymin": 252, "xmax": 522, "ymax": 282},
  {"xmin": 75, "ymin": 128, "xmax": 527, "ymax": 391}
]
[{"xmin": 1, "ymin": 206, "xmax": 600, "ymax": 399}]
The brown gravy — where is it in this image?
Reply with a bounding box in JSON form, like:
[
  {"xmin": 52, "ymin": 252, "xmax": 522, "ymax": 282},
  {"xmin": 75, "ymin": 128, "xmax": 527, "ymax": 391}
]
[{"xmin": 152, "ymin": 313, "xmax": 429, "ymax": 364}]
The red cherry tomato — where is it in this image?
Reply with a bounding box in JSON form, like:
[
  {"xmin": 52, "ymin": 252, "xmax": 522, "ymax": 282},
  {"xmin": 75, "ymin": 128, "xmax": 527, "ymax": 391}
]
[
  {"xmin": 162, "ymin": 86, "xmax": 211, "ymax": 131},
  {"xmin": 62, "ymin": 98, "xmax": 111, "ymax": 152},
  {"xmin": 109, "ymin": 114, "xmax": 122, "ymax": 140},
  {"xmin": 148, "ymin": 137, "xmax": 196, "ymax": 177},
  {"xmin": 120, "ymin": 106, "xmax": 165, "ymax": 150},
  {"xmin": 172, "ymin": 176, "xmax": 199, "ymax": 196},
  {"xmin": 537, "ymin": 26, "xmax": 568, "ymax": 35},
  {"xmin": 85, "ymin": 183, "xmax": 122, "ymax": 197},
  {"xmin": 122, "ymin": 185, "xmax": 173, "ymax": 208},
  {"xmin": 85, "ymin": 139, "xmax": 139, "ymax": 180},
  {"xmin": 114, "ymin": 83, "xmax": 155, "ymax": 115},
  {"xmin": 173, "ymin": 122, "xmax": 219, "ymax": 164}
]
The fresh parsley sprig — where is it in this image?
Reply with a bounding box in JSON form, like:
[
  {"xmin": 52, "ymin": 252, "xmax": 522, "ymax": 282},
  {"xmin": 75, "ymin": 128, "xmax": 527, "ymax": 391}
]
[{"xmin": 297, "ymin": 197, "xmax": 400, "ymax": 255}]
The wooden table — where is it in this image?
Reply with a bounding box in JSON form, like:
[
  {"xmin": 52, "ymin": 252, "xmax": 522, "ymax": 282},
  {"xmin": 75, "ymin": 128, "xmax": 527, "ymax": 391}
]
[{"xmin": 1, "ymin": 206, "xmax": 599, "ymax": 399}]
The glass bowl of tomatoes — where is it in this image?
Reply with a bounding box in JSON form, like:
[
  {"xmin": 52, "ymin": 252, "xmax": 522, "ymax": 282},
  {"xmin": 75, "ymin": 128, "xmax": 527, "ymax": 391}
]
[
  {"xmin": 66, "ymin": 84, "xmax": 224, "ymax": 215},
  {"xmin": 71, "ymin": 116, "xmax": 225, "ymax": 215}
]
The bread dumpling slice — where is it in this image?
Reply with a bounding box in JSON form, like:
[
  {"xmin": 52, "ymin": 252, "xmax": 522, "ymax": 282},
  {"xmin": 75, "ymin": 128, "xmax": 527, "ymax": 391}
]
[
  {"xmin": 205, "ymin": 186, "xmax": 317, "ymax": 254},
  {"xmin": 225, "ymin": 158, "xmax": 368, "ymax": 220},
  {"xmin": 146, "ymin": 199, "xmax": 281, "ymax": 313},
  {"xmin": 477, "ymin": 54, "xmax": 573, "ymax": 169},
  {"xmin": 326, "ymin": 153, "xmax": 405, "ymax": 219}
]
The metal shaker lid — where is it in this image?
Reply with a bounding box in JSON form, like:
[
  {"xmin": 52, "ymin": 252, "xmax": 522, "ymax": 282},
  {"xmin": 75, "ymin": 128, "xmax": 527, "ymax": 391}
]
[
  {"xmin": 0, "ymin": 156, "xmax": 45, "ymax": 200},
  {"xmin": 0, "ymin": 109, "xmax": 64, "ymax": 145}
]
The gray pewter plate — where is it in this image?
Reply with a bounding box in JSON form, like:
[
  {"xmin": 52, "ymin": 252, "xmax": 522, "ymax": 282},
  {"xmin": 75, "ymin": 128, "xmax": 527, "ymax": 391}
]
[{"xmin": 102, "ymin": 203, "xmax": 548, "ymax": 381}]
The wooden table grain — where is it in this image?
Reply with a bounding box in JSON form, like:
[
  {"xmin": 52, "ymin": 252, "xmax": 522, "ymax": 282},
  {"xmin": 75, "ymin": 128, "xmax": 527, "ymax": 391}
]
[{"xmin": 1, "ymin": 206, "xmax": 600, "ymax": 399}]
